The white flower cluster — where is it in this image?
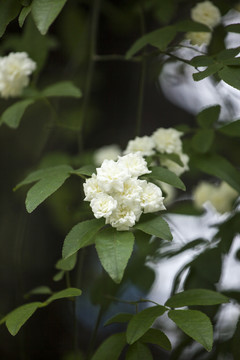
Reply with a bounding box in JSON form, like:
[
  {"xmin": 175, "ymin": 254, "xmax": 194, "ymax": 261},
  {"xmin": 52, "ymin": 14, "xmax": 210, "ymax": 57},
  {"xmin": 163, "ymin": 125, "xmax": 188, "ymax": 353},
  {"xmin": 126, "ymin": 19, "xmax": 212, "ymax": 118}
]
[
  {"xmin": 84, "ymin": 152, "xmax": 165, "ymax": 231},
  {"xmin": 0, "ymin": 52, "xmax": 36, "ymax": 98},
  {"xmin": 186, "ymin": 1, "xmax": 221, "ymax": 46},
  {"xmin": 193, "ymin": 181, "xmax": 238, "ymax": 213},
  {"xmin": 124, "ymin": 127, "xmax": 189, "ymax": 177},
  {"xmin": 93, "ymin": 144, "xmax": 121, "ymax": 166}
]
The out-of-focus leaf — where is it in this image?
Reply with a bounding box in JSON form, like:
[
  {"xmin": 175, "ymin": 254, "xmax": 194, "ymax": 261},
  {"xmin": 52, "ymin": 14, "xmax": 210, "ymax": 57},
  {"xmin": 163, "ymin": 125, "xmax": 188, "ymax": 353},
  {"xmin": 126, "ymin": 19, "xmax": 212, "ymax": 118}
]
[
  {"xmin": 190, "ymin": 55, "xmax": 215, "ymax": 67},
  {"xmin": 0, "ymin": 0, "xmax": 21, "ymax": 37},
  {"xmin": 191, "ymin": 153, "xmax": 240, "ymax": 193},
  {"xmin": 56, "ymin": 253, "xmax": 77, "ymax": 271},
  {"xmin": 218, "ymin": 119, "xmax": 240, "ymax": 137},
  {"xmin": 105, "ymin": 313, "xmax": 133, "ymax": 326},
  {"xmin": 165, "ymin": 289, "xmax": 229, "ymax": 308},
  {"xmin": 41, "ymin": 81, "xmax": 82, "ymax": 98},
  {"xmin": 62, "ymin": 219, "xmax": 105, "ymax": 259},
  {"xmin": 191, "ymin": 129, "xmax": 215, "ymax": 153},
  {"xmin": 225, "ymin": 24, "xmax": 240, "ymax": 33},
  {"xmin": 91, "ymin": 332, "xmax": 126, "ymax": 360},
  {"xmin": 18, "ymin": 5, "xmax": 31, "ymax": 27},
  {"xmin": 25, "ymin": 286, "xmax": 53, "ymax": 298},
  {"xmin": 5, "ymin": 302, "xmax": 41, "ymax": 336},
  {"xmin": 32, "ymin": 0, "xmax": 67, "ymax": 35},
  {"xmin": 95, "ymin": 228, "xmax": 135, "ymax": 284},
  {"xmin": 0, "ymin": 99, "xmax": 35, "ymax": 129},
  {"xmin": 175, "ymin": 20, "xmax": 210, "ymax": 33},
  {"xmin": 44, "ymin": 288, "xmax": 81, "ymax": 305},
  {"xmin": 168, "ymin": 310, "xmax": 213, "ymax": 351},
  {"xmin": 126, "ymin": 305, "xmax": 167, "ymax": 344},
  {"xmin": 197, "ymin": 105, "xmax": 221, "ymax": 128},
  {"xmin": 71, "ymin": 165, "xmax": 96, "ymax": 177},
  {"xmin": 134, "ymin": 214, "xmax": 172, "ymax": 241},
  {"xmin": 126, "ymin": 26, "xmax": 176, "ymax": 59}
]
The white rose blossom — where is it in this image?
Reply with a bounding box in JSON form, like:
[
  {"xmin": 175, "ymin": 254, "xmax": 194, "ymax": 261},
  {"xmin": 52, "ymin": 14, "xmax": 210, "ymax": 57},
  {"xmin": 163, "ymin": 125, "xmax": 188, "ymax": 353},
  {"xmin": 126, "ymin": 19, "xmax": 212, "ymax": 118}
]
[
  {"xmin": 93, "ymin": 144, "xmax": 121, "ymax": 166},
  {"xmin": 90, "ymin": 193, "xmax": 117, "ymax": 219},
  {"xmin": 191, "ymin": 1, "xmax": 221, "ymax": 29},
  {"xmin": 151, "ymin": 128, "xmax": 183, "ymax": 154},
  {"xmin": 0, "ymin": 52, "xmax": 36, "ymax": 98},
  {"xmin": 83, "ymin": 153, "xmax": 165, "ymax": 231},
  {"xmin": 185, "ymin": 31, "xmax": 212, "ymax": 46},
  {"xmin": 124, "ymin": 136, "xmax": 155, "ymax": 156},
  {"xmin": 193, "ymin": 181, "xmax": 238, "ymax": 213}
]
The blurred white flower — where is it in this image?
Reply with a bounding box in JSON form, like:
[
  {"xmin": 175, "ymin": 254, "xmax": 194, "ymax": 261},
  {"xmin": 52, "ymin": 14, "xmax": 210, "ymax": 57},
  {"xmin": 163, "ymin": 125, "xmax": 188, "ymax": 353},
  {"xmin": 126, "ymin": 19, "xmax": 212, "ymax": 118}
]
[
  {"xmin": 0, "ymin": 52, "xmax": 36, "ymax": 98},
  {"xmin": 140, "ymin": 180, "xmax": 166, "ymax": 213},
  {"xmin": 118, "ymin": 152, "xmax": 151, "ymax": 177},
  {"xmin": 185, "ymin": 31, "xmax": 212, "ymax": 46},
  {"xmin": 162, "ymin": 153, "xmax": 189, "ymax": 176},
  {"xmin": 152, "ymin": 128, "xmax": 183, "ymax": 154},
  {"xmin": 193, "ymin": 181, "xmax": 238, "ymax": 213},
  {"xmin": 83, "ymin": 174, "xmax": 102, "ymax": 201},
  {"xmin": 124, "ymin": 136, "xmax": 155, "ymax": 156},
  {"xmin": 90, "ymin": 193, "xmax": 117, "ymax": 219},
  {"xmin": 191, "ymin": 1, "xmax": 221, "ymax": 28},
  {"xmin": 93, "ymin": 144, "xmax": 121, "ymax": 166},
  {"xmin": 159, "ymin": 182, "xmax": 176, "ymax": 205}
]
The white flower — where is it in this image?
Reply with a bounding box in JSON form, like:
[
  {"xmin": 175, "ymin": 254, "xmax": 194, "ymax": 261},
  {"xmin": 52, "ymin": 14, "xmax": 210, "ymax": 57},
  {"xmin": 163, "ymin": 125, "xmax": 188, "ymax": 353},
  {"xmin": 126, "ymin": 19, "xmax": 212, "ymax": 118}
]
[
  {"xmin": 96, "ymin": 159, "xmax": 130, "ymax": 193},
  {"xmin": 185, "ymin": 31, "xmax": 212, "ymax": 46},
  {"xmin": 0, "ymin": 52, "xmax": 36, "ymax": 98},
  {"xmin": 124, "ymin": 136, "xmax": 155, "ymax": 156},
  {"xmin": 93, "ymin": 144, "xmax": 121, "ymax": 166},
  {"xmin": 117, "ymin": 152, "xmax": 151, "ymax": 177},
  {"xmin": 140, "ymin": 180, "xmax": 166, "ymax": 213},
  {"xmin": 161, "ymin": 153, "xmax": 189, "ymax": 176},
  {"xmin": 106, "ymin": 203, "xmax": 142, "ymax": 231},
  {"xmin": 90, "ymin": 193, "xmax": 117, "ymax": 219},
  {"xmin": 191, "ymin": 1, "xmax": 221, "ymax": 28},
  {"xmin": 152, "ymin": 128, "xmax": 183, "ymax": 154},
  {"xmin": 83, "ymin": 174, "xmax": 102, "ymax": 201},
  {"xmin": 193, "ymin": 181, "xmax": 238, "ymax": 213},
  {"xmin": 116, "ymin": 178, "xmax": 143, "ymax": 205}
]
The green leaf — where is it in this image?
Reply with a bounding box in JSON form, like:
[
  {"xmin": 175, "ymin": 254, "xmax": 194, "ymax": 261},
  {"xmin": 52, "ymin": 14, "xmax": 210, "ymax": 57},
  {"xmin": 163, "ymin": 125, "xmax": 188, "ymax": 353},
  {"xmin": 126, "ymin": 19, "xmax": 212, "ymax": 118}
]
[
  {"xmin": 168, "ymin": 310, "xmax": 213, "ymax": 351},
  {"xmin": 175, "ymin": 20, "xmax": 210, "ymax": 33},
  {"xmin": 62, "ymin": 219, "xmax": 105, "ymax": 259},
  {"xmin": 126, "ymin": 342, "xmax": 153, "ymax": 360},
  {"xmin": 191, "ymin": 129, "xmax": 215, "ymax": 153},
  {"xmin": 0, "ymin": 99, "xmax": 35, "ymax": 129},
  {"xmin": 218, "ymin": 119, "xmax": 240, "ymax": 137},
  {"xmin": 218, "ymin": 66, "xmax": 240, "ymax": 90},
  {"xmin": 134, "ymin": 214, "xmax": 172, "ymax": 241},
  {"xmin": 126, "ymin": 26, "xmax": 176, "ymax": 59},
  {"xmin": 95, "ymin": 228, "xmax": 135, "ymax": 284},
  {"xmin": 158, "ymin": 153, "xmax": 183, "ymax": 166},
  {"xmin": 25, "ymin": 286, "xmax": 53, "ymax": 298},
  {"xmin": 91, "ymin": 332, "xmax": 126, "ymax": 360},
  {"xmin": 140, "ymin": 328, "xmax": 172, "ymax": 351},
  {"xmin": 31, "ymin": 0, "xmax": 67, "ymax": 35},
  {"xmin": 18, "ymin": 5, "xmax": 31, "ymax": 27},
  {"xmin": 53, "ymin": 270, "xmax": 65, "ymax": 282},
  {"xmin": 191, "ymin": 153, "xmax": 240, "ymax": 193},
  {"xmin": 165, "ymin": 289, "xmax": 229, "ymax": 308},
  {"xmin": 56, "ymin": 253, "xmax": 77, "ymax": 271},
  {"xmin": 193, "ymin": 63, "xmax": 222, "ymax": 81},
  {"xmin": 190, "ymin": 55, "xmax": 215, "ymax": 67},
  {"xmin": 225, "ymin": 24, "xmax": 240, "ymax": 33},
  {"xmin": 0, "ymin": 0, "xmax": 21, "ymax": 37},
  {"xmin": 5, "ymin": 302, "xmax": 41, "ymax": 336},
  {"xmin": 41, "ymin": 81, "xmax": 82, "ymax": 98},
  {"xmin": 216, "ymin": 47, "xmax": 240, "ymax": 61},
  {"xmin": 197, "ymin": 105, "xmax": 221, "ymax": 128},
  {"xmin": 126, "ymin": 305, "xmax": 167, "ymax": 344},
  {"xmin": 71, "ymin": 165, "xmax": 96, "ymax": 177},
  {"xmin": 25, "ymin": 166, "xmax": 72, "ymax": 213},
  {"xmin": 44, "ymin": 288, "xmax": 82, "ymax": 305},
  {"xmin": 105, "ymin": 313, "xmax": 133, "ymax": 326},
  {"xmin": 147, "ymin": 166, "xmax": 186, "ymax": 190}
]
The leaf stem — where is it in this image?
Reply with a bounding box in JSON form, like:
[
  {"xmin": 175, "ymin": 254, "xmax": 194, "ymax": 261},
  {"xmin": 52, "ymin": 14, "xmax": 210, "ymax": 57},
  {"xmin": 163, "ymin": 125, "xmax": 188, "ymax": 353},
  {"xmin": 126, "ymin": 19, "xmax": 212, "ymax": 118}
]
[{"xmin": 78, "ymin": 0, "xmax": 101, "ymax": 151}]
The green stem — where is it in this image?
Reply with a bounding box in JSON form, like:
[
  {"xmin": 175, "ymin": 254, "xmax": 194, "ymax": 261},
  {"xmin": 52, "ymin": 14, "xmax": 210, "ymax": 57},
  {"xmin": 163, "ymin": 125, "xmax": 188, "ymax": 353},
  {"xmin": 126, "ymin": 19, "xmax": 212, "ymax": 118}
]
[
  {"xmin": 78, "ymin": 0, "xmax": 101, "ymax": 152},
  {"xmin": 135, "ymin": 7, "xmax": 146, "ymax": 137}
]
